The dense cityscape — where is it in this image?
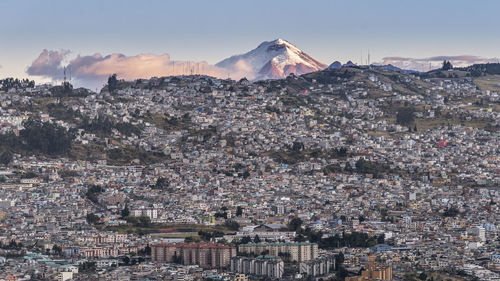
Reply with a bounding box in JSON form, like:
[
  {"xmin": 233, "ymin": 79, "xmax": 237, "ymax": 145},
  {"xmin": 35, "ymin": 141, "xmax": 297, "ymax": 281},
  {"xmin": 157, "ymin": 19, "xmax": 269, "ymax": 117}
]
[
  {"xmin": 2, "ymin": 1, "xmax": 500, "ymax": 280},
  {"xmin": 0, "ymin": 62, "xmax": 498, "ymax": 280}
]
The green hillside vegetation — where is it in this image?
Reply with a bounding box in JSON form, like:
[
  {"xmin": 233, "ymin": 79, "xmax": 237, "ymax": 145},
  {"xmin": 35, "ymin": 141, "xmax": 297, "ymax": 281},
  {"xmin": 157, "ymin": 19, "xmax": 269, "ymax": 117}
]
[{"xmin": 0, "ymin": 119, "xmax": 74, "ymax": 156}]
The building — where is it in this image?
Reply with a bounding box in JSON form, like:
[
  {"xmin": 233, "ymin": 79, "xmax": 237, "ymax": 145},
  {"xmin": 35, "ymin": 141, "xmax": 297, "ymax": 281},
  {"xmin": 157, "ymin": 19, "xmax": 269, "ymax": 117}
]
[
  {"xmin": 222, "ymin": 231, "xmax": 296, "ymax": 242},
  {"xmin": 346, "ymin": 255, "xmax": 392, "ymax": 281},
  {"xmin": 231, "ymin": 256, "xmax": 284, "ymax": 279},
  {"xmin": 230, "ymin": 274, "xmax": 249, "ymax": 281},
  {"xmin": 300, "ymin": 255, "xmax": 336, "ymax": 277},
  {"xmin": 131, "ymin": 208, "xmax": 158, "ymax": 219},
  {"xmin": 468, "ymin": 226, "xmax": 486, "ymax": 242},
  {"xmin": 58, "ymin": 271, "xmax": 73, "ymax": 281},
  {"xmin": 237, "ymin": 242, "xmax": 318, "ymax": 262},
  {"xmin": 151, "ymin": 242, "xmax": 236, "ymax": 268}
]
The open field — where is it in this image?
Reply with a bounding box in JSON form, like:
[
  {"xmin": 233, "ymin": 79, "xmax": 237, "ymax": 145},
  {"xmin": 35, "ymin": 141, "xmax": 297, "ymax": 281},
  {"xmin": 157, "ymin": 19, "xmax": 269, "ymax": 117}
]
[
  {"xmin": 103, "ymin": 223, "xmax": 234, "ymax": 235},
  {"xmin": 474, "ymin": 75, "xmax": 500, "ymax": 92},
  {"xmin": 149, "ymin": 232, "xmax": 199, "ymax": 239},
  {"xmin": 415, "ymin": 117, "xmax": 489, "ymax": 130}
]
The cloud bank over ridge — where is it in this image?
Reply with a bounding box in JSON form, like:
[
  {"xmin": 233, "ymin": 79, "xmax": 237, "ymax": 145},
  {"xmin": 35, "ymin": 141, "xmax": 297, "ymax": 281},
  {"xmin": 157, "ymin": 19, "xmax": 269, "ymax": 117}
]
[
  {"xmin": 26, "ymin": 49, "xmax": 233, "ymax": 89},
  {"xmin": 380, "ymin": 55, "xmax": 500, "ymax": 72}
]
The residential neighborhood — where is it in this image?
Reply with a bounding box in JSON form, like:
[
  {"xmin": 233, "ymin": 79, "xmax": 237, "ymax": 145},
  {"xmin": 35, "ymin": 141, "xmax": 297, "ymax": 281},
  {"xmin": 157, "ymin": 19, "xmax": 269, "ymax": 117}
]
[{"xmin": 0, "ymin": 65, "xmax": 498, "ymax": 280}]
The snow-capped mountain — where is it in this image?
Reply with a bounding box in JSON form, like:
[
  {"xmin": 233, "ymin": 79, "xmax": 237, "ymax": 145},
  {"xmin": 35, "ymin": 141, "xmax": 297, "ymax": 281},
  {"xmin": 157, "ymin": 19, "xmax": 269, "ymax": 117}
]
[{"xmin": 216, "ymin": 39, "xmax": 326, "ymax": 80}]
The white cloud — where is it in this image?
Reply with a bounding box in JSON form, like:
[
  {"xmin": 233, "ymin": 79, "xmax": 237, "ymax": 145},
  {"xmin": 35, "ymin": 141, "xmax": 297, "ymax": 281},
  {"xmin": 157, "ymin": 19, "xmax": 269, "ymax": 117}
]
[
  {"xmin": 380, "ymin": 55, "xmax": 500, "ymax": 72},
  {"xmin": 26, "ymin": 50, "xmax": 232, "ymax": 88}
]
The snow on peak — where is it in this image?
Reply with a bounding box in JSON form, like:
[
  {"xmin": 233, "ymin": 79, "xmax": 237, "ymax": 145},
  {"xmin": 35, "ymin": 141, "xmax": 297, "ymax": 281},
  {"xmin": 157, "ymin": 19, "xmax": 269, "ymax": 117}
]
[{"xmin": 216, "ymin": 39, "xmax": 326, "ymax": 80}]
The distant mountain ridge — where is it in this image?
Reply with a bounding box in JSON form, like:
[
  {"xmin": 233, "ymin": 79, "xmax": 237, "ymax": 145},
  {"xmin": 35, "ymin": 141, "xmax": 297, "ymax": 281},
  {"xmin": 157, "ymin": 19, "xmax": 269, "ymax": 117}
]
[
  {"xmin": 326, "ymin": 60, "xmax": 420, "ymax": 74},
  {"xmin": 216, "ymin": 39, "xmax": 327, "ymax": 80}
]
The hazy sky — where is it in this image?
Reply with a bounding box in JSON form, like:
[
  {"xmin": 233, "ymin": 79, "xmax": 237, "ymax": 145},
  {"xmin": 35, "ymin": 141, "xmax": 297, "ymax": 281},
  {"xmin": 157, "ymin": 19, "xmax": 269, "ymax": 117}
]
[{"xmin": 1, "ymin": 0, "xmax": 499, "ymax": 87}]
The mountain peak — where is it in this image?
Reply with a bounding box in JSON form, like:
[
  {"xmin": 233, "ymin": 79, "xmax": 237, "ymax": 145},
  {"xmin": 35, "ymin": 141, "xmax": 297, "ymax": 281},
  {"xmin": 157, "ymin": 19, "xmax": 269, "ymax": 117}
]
[
  {"xmin": 272, "ymin": 38, "xmax": 295, "ymax": 47},
  {"xmin": 216, "ymin": 39, "xmax": 326, "ymax": 80}
]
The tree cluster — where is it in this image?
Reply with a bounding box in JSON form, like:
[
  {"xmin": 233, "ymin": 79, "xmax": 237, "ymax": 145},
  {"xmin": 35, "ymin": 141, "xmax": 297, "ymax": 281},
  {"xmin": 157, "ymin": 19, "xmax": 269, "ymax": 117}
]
[
  {"xmin": 86, "ymin": 213, "xmax": 100, "ymax": 225},
  {"xmin": 81, "ymin": 115, "xmax": 142, "ymax": 137},
  {"xmin": 319, "ymin": 232, "xmax": 384, "ymax": 249},
  {"xmin": 442, "ymin": 60, "xmax": 453, "ymax": 70},
  {"xmin": 224, "ymin": 219, "xmax": 240, "ymax": 231},
  {"xmin": 78, "ymin": 261, "xmax": 97, "ymax": 273},
  {"xmin": 329, "ymin": 147, "xmax": 348, "ymax": 158},
  {"xmin": 442, "ymin": 206, "xmax": 460, "ymax": 217},
  {"xmin": 396, "ymin": 107, "xmax": 415, "ymax": 126},
  {"xmin": 198, "ymin": 230, "xmax": 224, "ymax": 241},
  {"xmin": 85, "ymin": 185, "xmax": 105, "ymax": 204},
  {"xmin": 355, "ymin": 158, "xmax": 393, "ymax": 177},
  {"xmin": 152, "ymin": 177, "xmax": 169, "ymax": 189},
  {"xmin": 0, "ymin": 78, "xmax": 34, "ymax": 91},
  {"xmin": 0, "ymin": 240, "xmax": 23, "ymax": 250},
  {"xmin": 107, "ymin": 74, "xmax": 118, "ymax": 93},
  {"xmin": 8, "ymin": 119, "xmax": 74, "ymax": 156},
  {"xmin": 125, "ymin": 215, "xmax": 151, "ymax": 227},
  {"xmin": 287, "ymin": 217, "xmax": 384, "ymax": 249},
  {"xmin": 0, "ymin": 151, "xmax": 13, "ymax": 166}
]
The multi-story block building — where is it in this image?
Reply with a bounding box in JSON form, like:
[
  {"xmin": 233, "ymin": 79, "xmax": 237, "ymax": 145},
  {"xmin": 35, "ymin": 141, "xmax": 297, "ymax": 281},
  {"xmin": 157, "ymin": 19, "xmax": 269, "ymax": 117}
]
[
  {"xmin": 237, "ymin": 242, "xmax": 318, "ymax": 262},
  {"xmin": 346, "ymin": 255, "xmax": 392, "ymax": 281},
  {"xmin": 151, "ymin": 242, "xmax": 236, "ymax": 268},
  {"xmin": 231, "ymin": 256, "xmax": 284, "ymax": 279},
  {"xmin": 300, "ymin": 255, "xmax": 336, "ymax": 277}
]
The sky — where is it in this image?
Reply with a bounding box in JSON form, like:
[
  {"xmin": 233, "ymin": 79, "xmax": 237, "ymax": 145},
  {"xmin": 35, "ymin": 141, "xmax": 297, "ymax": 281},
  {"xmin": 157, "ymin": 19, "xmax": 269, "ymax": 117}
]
[{"xmin": 1, "ymin": 0, "xmax": 500, "ymax": 89}]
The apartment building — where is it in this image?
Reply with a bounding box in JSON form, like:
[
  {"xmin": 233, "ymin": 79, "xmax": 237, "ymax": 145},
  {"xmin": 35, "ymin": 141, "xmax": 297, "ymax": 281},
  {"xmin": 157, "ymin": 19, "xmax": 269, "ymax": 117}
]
[
  {"xmin": 237, "ymin": 242, "xmax": 318, "ymax": 262},
  {"xmin": 151, "ymin": 242, "xmax": 236, "ymax": 268},
  {"xmin": 231, "ymin": 256, "xmax": 284, "ymax": 279}
]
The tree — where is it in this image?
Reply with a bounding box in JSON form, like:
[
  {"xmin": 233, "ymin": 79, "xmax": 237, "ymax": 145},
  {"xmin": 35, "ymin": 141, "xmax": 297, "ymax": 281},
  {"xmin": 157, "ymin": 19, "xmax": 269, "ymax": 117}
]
[
  {"xmin": 288, "ymin": 217, "xmax": 303, "ymax": 231},
  {"xmin": 335, "ymin": 252, "xmax": 345, "ymax": 266},
  {"xmin": 79, "ymin": 261, "xmax": 96, "ymax": 273},
  {"xmin": 396, "ymin": 107, "xmax": 415, "ymax": 126},
  {"xmin": 236, "ymin": 206, "xmax": 243, "ymax": 216},
  {"xmin": 377, "ymin": 233, "xmax": 385, "ymax": 244},
  {"xmin": 121, "ymin": 206, "xmax": 130, "ymax": 218},
  {"xmin": 154, "ymin": 177, "xmax": 169, "ymax": 189},
  {"xmin": 20, "ymin": 119, "xmax": 74, "ymax": 155},
  {"xmin": 253, "ymin": 235, "xmax": 261, "ymax": 243},
  {"xmin": 240, "ymin": 236, "xmax": 252, "ymax": 245},
  {"xmin": 107, "ymin": 74, "xmax": 118, "ymax": 93},
  {"xmin": 443, "ymin": 206, "xmax": 459, "ymax": 217},
  {"xmin": 291, "ymin": 141, "xmax": 304, "ymax": 152},
  {"xmin": 214, "ymin": 212, "xmax": 227, "ymax": 219},
  {"xmin": 52, "ymin": 244, "xmax": 62, "ymax": 256},
  {"xmin": 224, "ymin": 220, "xmax": 240, "ymax": 231},
  {"xmin": 144, "ymin": 244, "xmax": 151, "ymax": 256},
  {"xmin": 86, "ymin": 213, "xmax": 100, "ymax": 225},
  {"xmin": 172, "ymin": 253, "xmax": 182, "ymax": 264},
  {"xmin": 336, "ymin": 266, "xmax": 348, "ymax": 280},
  {"xmin": 86, "ymin": 185, "xmax": 105, "ymax": 204},
  {"xmin": 138, "ymin": 216, "xmax": 151, "ymax": 227},
  {"xmin": 442, "ymin": 60, "xmax": 453, "ymax": 70},
  {"xmin": 0, "ymin": 151, "xmax": 12, "ymax": 166},
  {"xmin": 122, "ymin": 256, "xmax": 130, "ymax": 265}
]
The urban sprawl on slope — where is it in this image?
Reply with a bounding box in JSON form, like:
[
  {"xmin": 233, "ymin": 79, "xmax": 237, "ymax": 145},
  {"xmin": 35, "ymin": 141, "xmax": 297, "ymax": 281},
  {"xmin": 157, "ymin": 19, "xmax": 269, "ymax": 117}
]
[{"xmin": 0, "ymin": 66, "xmax": 498, "ymax": 281}]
